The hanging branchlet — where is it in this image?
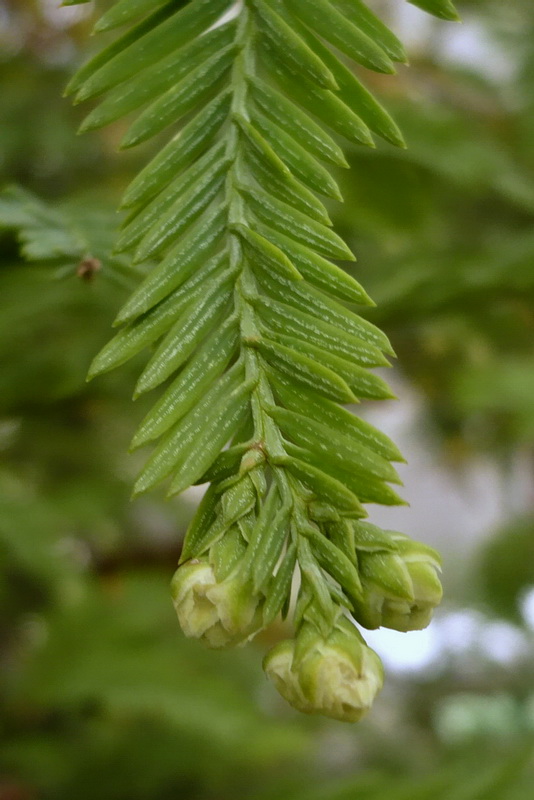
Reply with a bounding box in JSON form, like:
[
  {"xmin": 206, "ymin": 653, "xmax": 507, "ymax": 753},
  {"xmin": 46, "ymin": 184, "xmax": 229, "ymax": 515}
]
[{"xmin": 66, "ymin": 0, "xmax": 457, "ymax": 720}]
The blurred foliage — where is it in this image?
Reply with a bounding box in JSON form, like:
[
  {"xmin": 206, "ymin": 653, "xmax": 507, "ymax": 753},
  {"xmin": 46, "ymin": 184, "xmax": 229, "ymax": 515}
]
[
  {"xmin": 1, "ymin": 0, "xmax": 534, "ymax": 798},
  {"xmin": 338, "ymin": 59, "xmax": 534, "ymax": 457},
  {"xmin": 478, "ymin": 516, "xmax": 534, "ymax": 622}
]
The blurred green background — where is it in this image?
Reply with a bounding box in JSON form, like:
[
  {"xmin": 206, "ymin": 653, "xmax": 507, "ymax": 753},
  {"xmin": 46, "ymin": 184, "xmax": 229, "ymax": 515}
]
[{"xmin": 1, "ymin": 1, "xmax": 534, "ymax": 798}]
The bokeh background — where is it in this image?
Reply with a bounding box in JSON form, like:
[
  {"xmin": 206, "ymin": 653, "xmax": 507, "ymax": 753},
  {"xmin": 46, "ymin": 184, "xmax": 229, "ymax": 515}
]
[{"xmin": 1, "ymin": 1, "xmax": 534, "ymax": 798}]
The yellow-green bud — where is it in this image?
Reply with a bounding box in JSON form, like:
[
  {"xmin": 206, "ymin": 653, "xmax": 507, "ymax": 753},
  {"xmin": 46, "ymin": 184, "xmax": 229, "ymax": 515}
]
[
  {"xmin": 171, "ymin": 561, "xmax": 262, "ymax": 648},
  {"xmin": 263, "ymin": 622, "xmax": 384, "ymax": 722},
  {"xmin": 354, "ymin": 534, "xmax": 443, "ymax": 632}
]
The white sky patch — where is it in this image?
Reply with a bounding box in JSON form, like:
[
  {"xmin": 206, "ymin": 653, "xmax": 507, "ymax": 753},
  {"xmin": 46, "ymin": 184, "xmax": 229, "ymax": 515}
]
[
  {"xmin": 436, "ymin": 610, "xmax": 530, "ymax": 666},
  {"xmin": 479, "ymin": 620, "xmax": 530, "ymax": 665},
  {"xmin": 439, "ymin": 18, "xmax": 515, "ymax": 82},
  {"xmin": 364, "ymin": 608, "xmax": 531, "ymax": 674},
  {"xmin": 46, "ymin": 0, "xmax": 93, "ymax": 29},
  {"xmin": 520, "ymin": 587, "xmax": 534, "ymax": 630},
  {"xmin": 437, "ymin": 609, "xmax": 485, "ymax": 653},
  {"xmin": 365, "ymin": 623, "xmax": 441, "ymax": 673},
  {"xmin": 379, "ymin": 2, "xmax": 515, "ymax": 83}
]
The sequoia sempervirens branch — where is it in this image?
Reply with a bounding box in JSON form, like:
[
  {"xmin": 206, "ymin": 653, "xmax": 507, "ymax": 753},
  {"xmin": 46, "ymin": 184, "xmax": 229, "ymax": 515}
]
[{"xmin": 65, "ymin": 0, "xmax": 457, "ymax": 721}]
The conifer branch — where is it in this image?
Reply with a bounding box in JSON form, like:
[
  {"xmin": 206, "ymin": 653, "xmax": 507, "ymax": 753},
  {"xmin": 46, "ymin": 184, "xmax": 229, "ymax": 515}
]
[{"xmin": 66, "ymin": 0, "xmax": 457, "ymax": 720}]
